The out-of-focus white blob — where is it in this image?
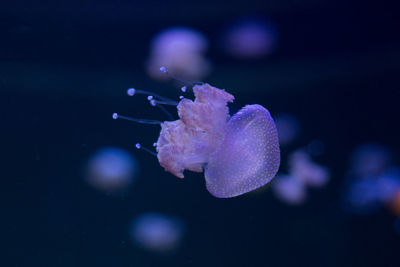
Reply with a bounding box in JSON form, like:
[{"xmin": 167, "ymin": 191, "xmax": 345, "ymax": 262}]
[
  {"xmin": 271, "ymin": 174, "xmax": 306, "ymax": 205},
  {"xmin": 221, "ymin": 19, "xmax": 277, "ymax": 59},
  {"xmin": 344, "ymin": 178, "xmax": 381, "ymax": 214},
  {"xmin": 274, "ymin": 113, "xmax": 300, "ymax": 146},
  {"xmin": 288, "ymin": 150, "xmax": 330, "ymax": 188},
  {"xmin": 130, "ymin": 212, "xmax": 185, "ymax": 253},
  {"xmin": 85, "ymin": 147, "xmax": 138, "ymax": 192},
  {"xmin": 349, "ymin": 142, "xmax": 392, "ymax": 178},
  {"xmin": 146, "ymin": 27, "xmax": 211, "ymax": 81}
]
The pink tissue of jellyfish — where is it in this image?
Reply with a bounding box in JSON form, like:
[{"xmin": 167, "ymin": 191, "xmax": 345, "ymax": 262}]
[{"xmin": 114, "ymin": 82, "xmax": 280, "ymax": 198}]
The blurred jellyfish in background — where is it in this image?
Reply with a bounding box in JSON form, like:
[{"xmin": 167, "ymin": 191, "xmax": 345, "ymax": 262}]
[
  {"xmin": 146, "ymin": 27, "xmax": 211, "ymax": 81},
  {"xmin": 271, "ymin": 174, "xmax": 307, "ymax": 205},
  {"xmin": 349, "ymin": 142, "xmax": 392, "ymax": 178},
  {"xmin": 271, "ymin": 147, "xmax": 330, "ymax": 205},
  {"xmin": 221, "ymin": 18, "xmax": 277, "ymax": 59},
  {"xmin": 376, "ymin": 167, "xmax": 400, "ymax": 204},
  {"xmin": 342, "ymin": 143, "xmax": 400, "ymax": 215},
  {"xmin": 274, "ymin": 113, "xmax": 301, "ymax": 146},
  {"xmin": 269, "ymin": 111, "xmax": 330, "ymax": 205},
  {"xmin": 85, "ymin": 147, "xmax": 138, "ymax": 193},
  {"xmin": 288, "ymin": 150, "xmax": 330, "ymax": 188},
  {"xmin": 343, "ymin": 178, "xmax": 382, "ymax": 214},
  {"xmin": 129, "ymin": 212, "xmax": 185, "ymax": 253}
]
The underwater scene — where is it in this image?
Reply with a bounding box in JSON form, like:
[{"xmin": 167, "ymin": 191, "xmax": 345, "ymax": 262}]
[{"xmin": 2, "ymin": 0, "xmax": 400, "ymax": 266}]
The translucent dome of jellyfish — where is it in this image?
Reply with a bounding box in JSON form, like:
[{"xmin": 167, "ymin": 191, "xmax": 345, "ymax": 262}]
[
  {"xmin": 129, "ymin": 212, "xmax": 185, "ymax": 253},
  {"xmin": 85, "ymin": 147, "xmax": 138, "ymax": 193},
  {"xmin": 146, "ymin": 27, "xmax": 211, "ymax": 81},
  {"xmin": 113, "ymin": 76, "xmax": 280, "ymax": 198}
]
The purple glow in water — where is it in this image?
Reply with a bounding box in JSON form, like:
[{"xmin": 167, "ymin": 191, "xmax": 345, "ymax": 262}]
[
  {"xmin": 288, "ymin": 150, "xmax": 330, "ymax": 188},
  {"xmin": 344, "ymin": 178, "xmax": 381, "ymax": 214},
  {"xmin": 222, "ymin": 19, "xmax": 277, "ymax": 59},
  {"xmin": 146, "ymin": 27, "xmax": 211, "ymax": 81},
  {"xmin": 85, "ymin": 147, "xmax": 138, "ymax": 192},
  {"xmin": 130, "ymin": 212, "xmax": 185, "ymax": 253},
  {"xmin": 349, "ymin": 142, "xmax": 392, "ymax": 178},
  {"xmin": 271, "ymin": 174, "xmax": 307, "ymax": 205},
  {"xmin": 376, "ymin": 167, "xmax": 400, "ymax": 203},
  {"xmin": 274, "ymin": 113, "xmax": 300, "ymax": 146}
]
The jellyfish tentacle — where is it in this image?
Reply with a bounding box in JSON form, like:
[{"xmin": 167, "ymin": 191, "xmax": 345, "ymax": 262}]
[
  {"xmin": 112, "ymin": 113, "xmax": 162, "ymax": 125},
  {"xmin": 135, "ymin": 143, "xmax": 157, "ymax": 157},
  {"xmin": 127, "ymin": 87, "xmax": 178, "ymax": 105}
]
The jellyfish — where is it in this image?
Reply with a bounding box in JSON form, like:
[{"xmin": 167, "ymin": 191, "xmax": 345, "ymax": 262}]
[
  {"xmin": 85, "ymin": 147, "xmax": 138, "ymax": 193},
  {"xmin": 113, "ymin": 72, "xmax": 280, "ymax": 198},
  {"xmin": 129, "ymin": 212, "xmax": 185, "ymax": 253},
  {"xmin": 349, "ymin": 142, "xmax": 392, "ymax": 178},
  {"xmin": 271, "ymin": 174, "xmax": 307, "ymax": 205},
  {"xmin": 221, "ymin": 18, "xmax": 278, "ymax": 59},
  {"xmin": 288, "ymin": 149, "xmax": 330, "ymax": 188},
  {"xmin": 146, "ymin": 27, "xmax": 211, "ymax": 81}
]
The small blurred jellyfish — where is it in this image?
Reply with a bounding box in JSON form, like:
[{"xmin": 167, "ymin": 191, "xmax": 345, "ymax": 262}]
[
  {"xmin": 376, "ymin": 167, "xmax": 400, "ymax": 203},
  {"xmin": 113, "ymin": 78, "xmax": 280, "ymax": 198},
  {"xmin": 288, "ymin": 150, "xmax": 330, "ymax": 188},
  {"xmin": 85, "ymin": 147, "xmax": 138, "ymax": 193},
  {"xmin": 271, "ymin": 174, "xmax": 307, "ymax": 205},
  {"xmin": 343, "ymin": 167, "xmax": 400, "ymax": 215},
  {"xmin": 271, "ymin": 148, "xmax": 329, "ymax": 205},
  {"xmin": 146, "ymin": 27, "xmax": 211, "ymax": 81},
  {"xmin": 274, "ymin": 113, "xmax": 300, "ymax": 146},
  {"xmin": 343, "ymin": 178, "xmax": 382, "ymax": 214},
  {"xmin": 129, "ymin": 212, "xmax": 185, "ymax": 253},
  {"xmin": 221, "ymin": 18, "xmax": 277, "ymax": 59},
  {"xmin": 349, "ymin": 142, "xmax": 392, "ymax": 178}
]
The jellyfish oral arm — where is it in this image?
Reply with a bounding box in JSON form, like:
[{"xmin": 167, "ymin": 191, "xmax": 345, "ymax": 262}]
[{"xmin": 156, "ymin": 83, "xmax": 234, "ymax": 179}]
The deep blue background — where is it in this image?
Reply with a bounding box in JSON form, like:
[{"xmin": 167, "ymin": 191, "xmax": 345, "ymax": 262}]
[{"xmin": 2, "ymin": 0, "xmax": 400, "ymax": 266}]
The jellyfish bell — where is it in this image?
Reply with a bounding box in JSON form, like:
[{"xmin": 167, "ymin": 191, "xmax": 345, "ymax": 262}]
[
  {"xmin": 113, "ymin": 72, "xmax": 280, "ymax": 198},
  {"xmin": 129, "ymin": 212, "xmax": 185, "ymax": 253},
  {"xmin": 204, "ymin": 104, "xmax": 281, "ymax": 198},
  {"xmin": 146, "ymin": 27, "xmax": 211, "ymax": 81},
  {"xmin": 85, "ymin": 147, "xmax": 138, "ymax": 193},
  {"xmin": 221, "ymin": 18, "xmax": 278, "ymax": 59}
]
